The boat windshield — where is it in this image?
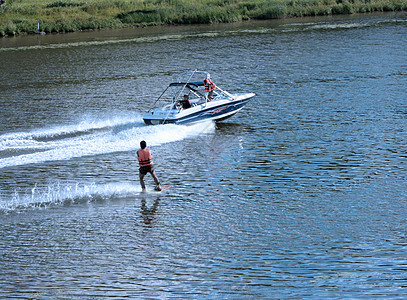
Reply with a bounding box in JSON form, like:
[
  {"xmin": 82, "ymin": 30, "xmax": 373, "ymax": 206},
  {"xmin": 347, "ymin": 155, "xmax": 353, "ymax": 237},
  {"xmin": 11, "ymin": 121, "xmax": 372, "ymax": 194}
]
[
  {"xmin": 148, "ymin": 70, "xmax": 231, "ymax": 112},
  {"xmin": 167, "ymin": 82, "xmax": 207, "ymax": 109}
]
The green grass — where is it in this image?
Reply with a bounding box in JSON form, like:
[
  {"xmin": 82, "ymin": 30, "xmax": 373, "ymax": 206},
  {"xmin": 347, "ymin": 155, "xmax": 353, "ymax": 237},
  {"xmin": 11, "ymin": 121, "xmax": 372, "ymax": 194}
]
[{"xmin": 1, "ymin": 0, "xmax": 406, "ymax": 36}]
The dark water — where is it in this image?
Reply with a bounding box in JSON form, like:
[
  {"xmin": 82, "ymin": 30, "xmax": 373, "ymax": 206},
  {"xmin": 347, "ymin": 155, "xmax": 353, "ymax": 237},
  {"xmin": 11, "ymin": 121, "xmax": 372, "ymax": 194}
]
[{"xmin": 1, "ymin": 12, "xmax": 407, "ymax": 298}]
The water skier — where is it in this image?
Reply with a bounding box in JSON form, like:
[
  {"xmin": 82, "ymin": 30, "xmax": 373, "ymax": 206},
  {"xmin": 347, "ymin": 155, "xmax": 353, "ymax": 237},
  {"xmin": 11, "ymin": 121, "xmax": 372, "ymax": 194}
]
[{"xmin": 137, "ymin": 140, "xmax": 161, "ymax": 192}]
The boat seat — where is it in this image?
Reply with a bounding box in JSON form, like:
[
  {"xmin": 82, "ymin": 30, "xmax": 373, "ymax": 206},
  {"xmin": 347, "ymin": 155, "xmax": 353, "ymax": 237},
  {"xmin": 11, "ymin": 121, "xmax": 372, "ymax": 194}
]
[{"xmin": 189, "ymin": 98, "xmax": 202, "ymax": 106}]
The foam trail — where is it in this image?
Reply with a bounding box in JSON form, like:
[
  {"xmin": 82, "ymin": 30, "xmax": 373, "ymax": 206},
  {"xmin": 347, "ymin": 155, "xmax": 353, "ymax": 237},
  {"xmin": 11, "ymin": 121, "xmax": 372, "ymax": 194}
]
[
  {"xmin": 1, "ymin": 18, "xmax": 405, "ymax": 53},
  {"xmin": 0, "ymin": 119, "xmax": 215, "ymax": 169},
  {"xmin": 0, "ymin": 32, "xmax": 220, "ymax": 52},
  {"xmin": 0, "ymin": 182, "xmax": 141, "ymax": 213},
  {"xmin": 0, "ymin": 116, "xmax": 142, "ymax": 151}
]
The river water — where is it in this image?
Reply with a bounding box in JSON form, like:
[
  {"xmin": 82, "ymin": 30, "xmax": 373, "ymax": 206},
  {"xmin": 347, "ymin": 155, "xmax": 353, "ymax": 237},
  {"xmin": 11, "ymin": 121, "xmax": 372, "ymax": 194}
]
[{"xmin": 0, "ymin": 12, "xmax": 406, "ymax": 298}]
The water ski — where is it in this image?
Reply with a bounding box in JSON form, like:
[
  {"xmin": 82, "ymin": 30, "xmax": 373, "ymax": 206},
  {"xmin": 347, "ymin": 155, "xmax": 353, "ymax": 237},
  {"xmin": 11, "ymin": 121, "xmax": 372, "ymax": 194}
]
[{"xmin": 149, "ymin": 184, "xmax": 172, "ymax": 193}]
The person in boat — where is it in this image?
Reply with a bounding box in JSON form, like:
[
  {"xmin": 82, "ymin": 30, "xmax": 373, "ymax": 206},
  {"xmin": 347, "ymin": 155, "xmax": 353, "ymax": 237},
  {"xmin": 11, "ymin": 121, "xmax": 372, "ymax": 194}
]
[
  {"xmin": 203, "ymin": 74, "xmax": 216, "ymax": 101},
  {"xmin": 137, "ymin": 140, "xmax": 161, "ymax": 191},
  {"xmin": 179, "ymin": 94, "xmax": 191, "ymax": 109}
]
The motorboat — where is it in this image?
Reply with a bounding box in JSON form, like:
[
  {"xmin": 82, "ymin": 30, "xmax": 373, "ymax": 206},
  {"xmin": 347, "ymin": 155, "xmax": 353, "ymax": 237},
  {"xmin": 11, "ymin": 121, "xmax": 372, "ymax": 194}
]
[{"xmin": 143, "ymin": 70, "xmax": 255, "ymax": 125}]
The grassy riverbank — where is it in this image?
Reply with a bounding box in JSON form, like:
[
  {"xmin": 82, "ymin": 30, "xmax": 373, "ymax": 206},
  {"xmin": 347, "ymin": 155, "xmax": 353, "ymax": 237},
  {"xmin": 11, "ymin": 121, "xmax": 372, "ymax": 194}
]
[{"xmin": 1, "ymin": 0, "xmax": 406, "ymax": 37}]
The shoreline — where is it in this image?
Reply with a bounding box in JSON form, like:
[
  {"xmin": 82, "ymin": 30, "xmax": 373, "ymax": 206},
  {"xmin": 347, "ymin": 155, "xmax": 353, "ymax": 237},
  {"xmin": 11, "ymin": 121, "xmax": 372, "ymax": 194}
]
[{"xmin": 1, "ymin": 0, "xmax": 406, "ymax": 38}]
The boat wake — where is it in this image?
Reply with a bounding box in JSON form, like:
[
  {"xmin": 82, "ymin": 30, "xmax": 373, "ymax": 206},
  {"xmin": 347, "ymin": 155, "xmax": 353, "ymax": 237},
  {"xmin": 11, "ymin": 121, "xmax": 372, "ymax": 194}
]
[
  {"xmin": 0, "ymin": 115, "xmax": 215, "ymax": 169},
  {"xmin": 0, "ymin": 115, "xmax": 215, "ymax": 212},
  {"xmin": 1, "ymin": 17, "xmax": 405, "ymax": 52},
  {"xmin": 0, "ymin": 181, "xmax": 143, "ymax": 213}
]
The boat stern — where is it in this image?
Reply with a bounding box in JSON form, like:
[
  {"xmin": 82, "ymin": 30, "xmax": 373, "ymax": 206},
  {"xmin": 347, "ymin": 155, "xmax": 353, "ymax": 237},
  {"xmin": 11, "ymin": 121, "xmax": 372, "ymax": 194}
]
[{"xmin": 143, "ymin": 109, "xmax": 177, "ymax": 125}]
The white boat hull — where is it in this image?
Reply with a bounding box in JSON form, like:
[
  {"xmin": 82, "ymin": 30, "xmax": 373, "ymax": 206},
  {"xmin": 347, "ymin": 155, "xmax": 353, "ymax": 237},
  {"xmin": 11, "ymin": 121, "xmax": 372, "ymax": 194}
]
[{"xmin": 143, "ymin": 93, "xmax": 255, "ymax": 125}]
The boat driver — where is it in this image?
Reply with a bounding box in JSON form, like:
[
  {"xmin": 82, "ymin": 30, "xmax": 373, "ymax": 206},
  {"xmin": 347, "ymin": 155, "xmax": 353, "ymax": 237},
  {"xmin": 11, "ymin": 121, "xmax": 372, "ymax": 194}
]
[{"xmin": 177, "ymin": 94, "xmax": 191, "ymax": 110}]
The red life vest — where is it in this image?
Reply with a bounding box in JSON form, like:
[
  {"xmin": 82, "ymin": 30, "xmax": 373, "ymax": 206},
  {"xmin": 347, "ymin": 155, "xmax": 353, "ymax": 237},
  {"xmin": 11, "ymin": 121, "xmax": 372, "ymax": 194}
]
[
  {"xmin": 203, "ymin": 78, "xmax": 216, "ymax": 92},
  {"xmin": 137, "ymin": 148, "xmax": 153, "ymax": 167}
]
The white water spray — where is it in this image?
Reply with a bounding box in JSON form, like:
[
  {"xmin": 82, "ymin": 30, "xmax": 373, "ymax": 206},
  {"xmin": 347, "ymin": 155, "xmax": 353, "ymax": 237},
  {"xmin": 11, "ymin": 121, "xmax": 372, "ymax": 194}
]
[
  {"xmin": 0, "ymin": 117, "xmax": 215, "ymax": 169},
  {"xmin": 0, "ymin": 116, "xmax": 215, "ymax": 212}
]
